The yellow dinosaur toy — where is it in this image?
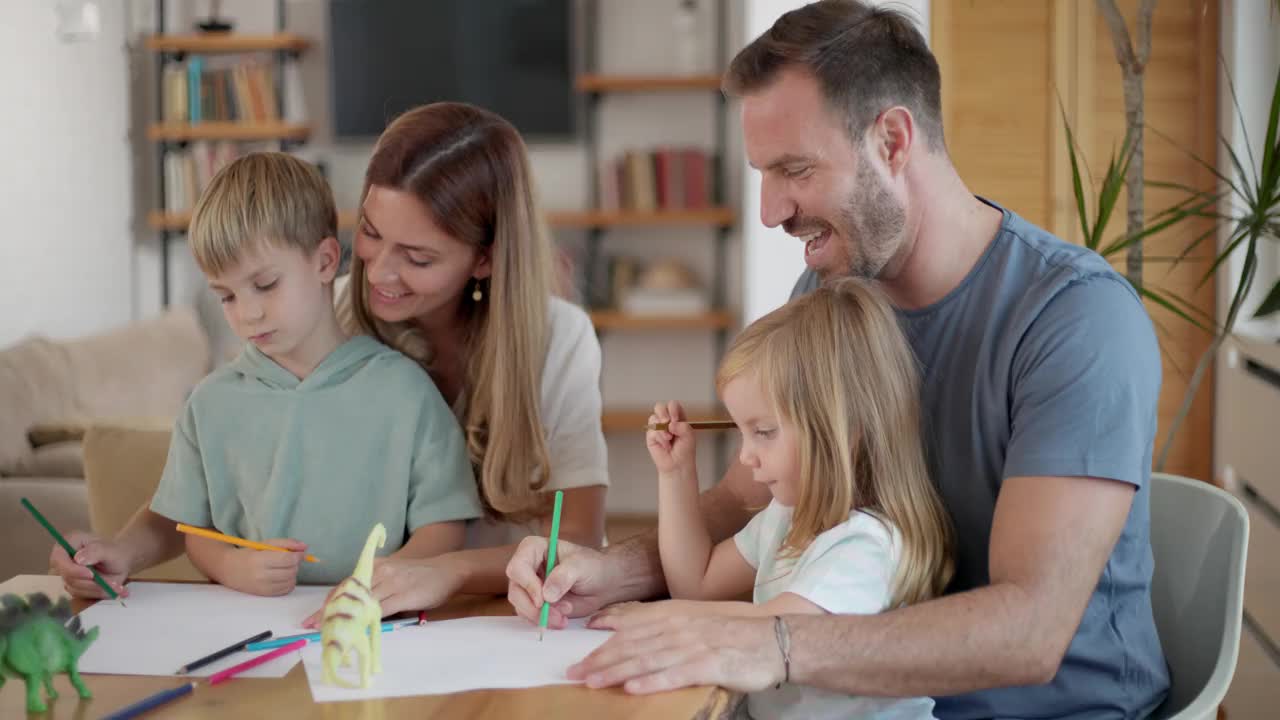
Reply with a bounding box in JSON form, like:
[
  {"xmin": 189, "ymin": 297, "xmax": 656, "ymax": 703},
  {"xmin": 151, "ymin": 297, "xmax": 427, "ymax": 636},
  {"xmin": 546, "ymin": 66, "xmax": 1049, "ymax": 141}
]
[{"xmin": 320, "ymin": 523, "xmax": 386, "ymax": 688}]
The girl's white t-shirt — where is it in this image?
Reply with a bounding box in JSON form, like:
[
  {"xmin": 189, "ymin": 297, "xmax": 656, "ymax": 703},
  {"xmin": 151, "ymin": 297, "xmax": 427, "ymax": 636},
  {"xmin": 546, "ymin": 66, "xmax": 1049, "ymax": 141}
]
[
  {"xmin": 463, "ymin": 297, "xmax": 609, "ymax": 548},
  {"xmin": 733, "ymin": 500, "xmax": 937, "ymax": 720}
]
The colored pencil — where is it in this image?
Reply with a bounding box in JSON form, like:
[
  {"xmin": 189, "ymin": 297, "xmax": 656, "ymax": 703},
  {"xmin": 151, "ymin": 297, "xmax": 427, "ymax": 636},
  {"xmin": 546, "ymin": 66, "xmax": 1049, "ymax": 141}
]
[
  {"xmin": 418, "ymin": 610, "xmax": 428, "ymax": 625},
  {"xmin": 208, "ymin": 638, "xmax": 307, "ymax": 685},
  {"xmin": 244, "ymin": 620, "xmax": 410, "ymax": 651},
  {"xmin": 20, "ymin": 497, "xmax": 120, "ymax": 602},
  {"xmin": 101, "ymin": 681, "xmax": 196, "ymax": 720},
  {"xmin": 176, "ymin": 629, "xmax": 272, "ymax": 675},
  {"xmin": 646, "ymin": 419, "xmax": 737, "ymax": 431},
  {"xmin": 538, "ymin": 490, "xmax": 565, "ymax": 641},
  {"xmin": 175, "ymin": 523, "xmax": 319, "ymax": 563}
]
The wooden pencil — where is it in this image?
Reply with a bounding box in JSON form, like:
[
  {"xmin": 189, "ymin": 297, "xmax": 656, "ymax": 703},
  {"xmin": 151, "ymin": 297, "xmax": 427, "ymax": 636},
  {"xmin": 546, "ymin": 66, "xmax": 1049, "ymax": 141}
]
[
  {"xmin": 646, "ymin": 420, "xmax": 737, "ymax": 431},
  {"xmin": 175, "ymin": 523, "xmax": 319, "ymax": 563}
]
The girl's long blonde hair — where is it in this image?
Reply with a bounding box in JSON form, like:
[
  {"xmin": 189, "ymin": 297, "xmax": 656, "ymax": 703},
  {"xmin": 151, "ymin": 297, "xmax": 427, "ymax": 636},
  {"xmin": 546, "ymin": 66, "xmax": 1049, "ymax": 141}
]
[
  {"xmin": 717, "ymin": 278, "xmax": 953, "ymax": 607},
  {"xmin": 345, "ymin": 102, "xmax": 554, "ymax": 519}
]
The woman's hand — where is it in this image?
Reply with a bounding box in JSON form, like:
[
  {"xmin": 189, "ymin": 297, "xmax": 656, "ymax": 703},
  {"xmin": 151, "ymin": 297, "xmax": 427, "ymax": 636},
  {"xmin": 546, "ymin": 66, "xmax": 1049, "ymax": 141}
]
[
  {"xmin": 302, "ymin": 556, "xmax": 463, "ymax": 627},
  {"xmin": 646, "ymin": 401, "xmax": 698, "ymax": 479}
]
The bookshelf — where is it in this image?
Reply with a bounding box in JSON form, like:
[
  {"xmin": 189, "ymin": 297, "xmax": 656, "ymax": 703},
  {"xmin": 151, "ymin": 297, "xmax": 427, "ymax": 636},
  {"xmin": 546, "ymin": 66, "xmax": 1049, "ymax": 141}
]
[
  {"xmin": 147, "ymin": 5, "xmax": 308, "ymax": 306},
  {"xmin": 600, "ymin": 407, "xmax": 729, "ymax": 434},
  {"xmin": 575, "ymin": 73, "xmax": 722, "ymax": 93},
  {"xmin": 578, "ymin": 0, "xmax": 734, "ymax": 484},
  {"xmin": 146, "ymin": 122, "xmax": 311, "ymax": 143}
]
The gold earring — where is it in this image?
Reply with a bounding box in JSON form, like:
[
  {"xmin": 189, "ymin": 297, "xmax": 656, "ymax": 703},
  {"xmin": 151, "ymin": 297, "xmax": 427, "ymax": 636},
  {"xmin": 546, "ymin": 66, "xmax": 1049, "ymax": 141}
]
[{"xmin": 472, "ymin": 279, "xmax": 483, "ymax": 302}]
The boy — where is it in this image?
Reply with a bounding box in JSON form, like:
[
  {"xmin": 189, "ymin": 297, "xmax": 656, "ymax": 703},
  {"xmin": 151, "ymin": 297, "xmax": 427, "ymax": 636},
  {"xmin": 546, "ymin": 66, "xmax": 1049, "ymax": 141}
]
[{"xmin": 150, "ymin": 152, "xmax": 481, "ymax": 595}]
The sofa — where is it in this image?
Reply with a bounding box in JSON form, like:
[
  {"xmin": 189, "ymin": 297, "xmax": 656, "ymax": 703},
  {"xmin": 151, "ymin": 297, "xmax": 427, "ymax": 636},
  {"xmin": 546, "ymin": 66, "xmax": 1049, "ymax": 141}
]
[{"xmin": 0, "ymin": 306, "xmax": 212, "ymax": 580}]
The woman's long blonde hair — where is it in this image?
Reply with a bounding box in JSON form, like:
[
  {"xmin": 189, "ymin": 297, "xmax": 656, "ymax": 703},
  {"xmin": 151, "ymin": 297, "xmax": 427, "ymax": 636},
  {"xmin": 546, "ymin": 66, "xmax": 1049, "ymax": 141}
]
[
  {"xmin": 345, "ymin": 102, "xmax": 554, "ymax": 519},
  {"xmin": 716, "ymin": 278, "xmax": 953, "ymax": 607}
]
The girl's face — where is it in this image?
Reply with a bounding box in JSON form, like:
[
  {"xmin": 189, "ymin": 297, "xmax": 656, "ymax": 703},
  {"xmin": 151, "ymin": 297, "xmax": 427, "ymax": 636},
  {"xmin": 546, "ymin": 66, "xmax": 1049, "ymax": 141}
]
[
  {"xmin": 722, "ymin": 373, "xmax": 803, "ymax": 507},
  {"xmin": 355, "ymin": 185, "xmax": 490, "ymax": 328}
]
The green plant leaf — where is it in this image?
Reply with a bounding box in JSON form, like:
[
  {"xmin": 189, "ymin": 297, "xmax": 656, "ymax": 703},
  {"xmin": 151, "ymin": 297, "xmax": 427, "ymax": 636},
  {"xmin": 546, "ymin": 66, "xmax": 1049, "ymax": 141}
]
[
  {"xmin": 1140, "ymin": 286, "xmax": 1214, "ymax": 334},
  {"xmin": 1254, "ymin": 277, "xmax": 1280, "ymax": 318},
  {"xmin": 1060, "ymin": 102, "xmax": 1093, "ymax": 244}
]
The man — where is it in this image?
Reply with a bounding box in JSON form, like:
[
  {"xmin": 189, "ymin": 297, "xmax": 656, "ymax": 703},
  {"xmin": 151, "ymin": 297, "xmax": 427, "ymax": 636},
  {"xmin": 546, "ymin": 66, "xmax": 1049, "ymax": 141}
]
[{"xmin": 507, "ymin": 2, "xmax": 1169, "ymax": 716}]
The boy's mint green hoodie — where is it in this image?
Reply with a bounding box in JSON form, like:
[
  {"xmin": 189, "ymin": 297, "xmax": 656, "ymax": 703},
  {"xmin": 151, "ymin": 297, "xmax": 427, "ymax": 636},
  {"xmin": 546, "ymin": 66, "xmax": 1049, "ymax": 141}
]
[{"xmin": 151, "ymin": 335, "xmax": 482, "ymax": 585}]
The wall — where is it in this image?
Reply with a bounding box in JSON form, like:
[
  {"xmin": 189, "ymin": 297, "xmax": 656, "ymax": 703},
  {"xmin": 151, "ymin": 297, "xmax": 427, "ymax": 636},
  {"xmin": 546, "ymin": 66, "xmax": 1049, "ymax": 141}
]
[{"xmin": 0, "ymin": 1, "xmax": 134, "ymax": 348}]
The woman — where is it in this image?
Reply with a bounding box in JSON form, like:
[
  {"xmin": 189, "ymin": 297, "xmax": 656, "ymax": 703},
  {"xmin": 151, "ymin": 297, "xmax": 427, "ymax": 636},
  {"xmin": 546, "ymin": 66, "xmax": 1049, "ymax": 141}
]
[{"xmin": 52, "ymin": 103, "xmax": 609, "ymax": 617}]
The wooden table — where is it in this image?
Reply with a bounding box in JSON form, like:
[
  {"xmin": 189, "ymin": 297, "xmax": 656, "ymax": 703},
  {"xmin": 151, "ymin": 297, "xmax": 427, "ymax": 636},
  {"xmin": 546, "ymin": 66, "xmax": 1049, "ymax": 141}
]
[{"xmin": 0, "ymin": 575, "xmax": 741, "ymax": 719}]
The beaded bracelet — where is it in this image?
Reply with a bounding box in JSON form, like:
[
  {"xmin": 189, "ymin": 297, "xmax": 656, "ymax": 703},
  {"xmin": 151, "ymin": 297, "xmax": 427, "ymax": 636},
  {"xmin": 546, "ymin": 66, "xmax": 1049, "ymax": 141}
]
[{"xmin": 772, "ymin": 616, "xmax": 792, "ymax": 689}]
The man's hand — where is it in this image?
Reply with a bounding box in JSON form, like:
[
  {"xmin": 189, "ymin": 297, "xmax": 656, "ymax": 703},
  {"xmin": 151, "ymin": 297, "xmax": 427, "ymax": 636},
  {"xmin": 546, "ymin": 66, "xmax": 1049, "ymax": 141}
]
[
  {"xmin": 567, "ymin": 613, "xmax": 784, "ymax": 694},
  {"xmin": 49, "ymin": 531, "xmax": 131, "ymax": 599},
  {"xmin": 506, "ymin": 536, "xmax": 623, "ymax": 628}
]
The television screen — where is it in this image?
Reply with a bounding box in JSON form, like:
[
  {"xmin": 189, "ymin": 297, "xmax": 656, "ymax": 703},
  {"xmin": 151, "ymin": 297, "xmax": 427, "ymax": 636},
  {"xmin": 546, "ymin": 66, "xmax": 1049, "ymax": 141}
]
[{"xmin": 329, "ymin": 0, "xmax": 574, "ymax": 139}]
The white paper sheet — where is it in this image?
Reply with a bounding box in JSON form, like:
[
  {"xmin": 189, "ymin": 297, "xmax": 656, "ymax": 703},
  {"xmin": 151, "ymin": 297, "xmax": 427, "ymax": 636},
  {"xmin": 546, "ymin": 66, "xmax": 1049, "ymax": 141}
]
[
  {"xmin": 302, "ymin": 616, "xmax": 611, "ymax": 701},
  {"xmin": 76, "ymin": 582, "xmax": 332, "ymax": 678}
]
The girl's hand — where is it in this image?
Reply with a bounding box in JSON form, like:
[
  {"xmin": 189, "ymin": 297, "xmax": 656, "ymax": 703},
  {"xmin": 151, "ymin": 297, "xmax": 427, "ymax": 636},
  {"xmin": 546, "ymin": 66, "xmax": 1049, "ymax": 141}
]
[
  {"xmin": 50, "ymin": 532, "xmax": 132, "ymax": 599},
  {"xmin": 646, "ymin": 401, "xmax": 697, "ymax": 478},
  {"xmin": 222, "ymin": 538, "xmax": 307, "ymax": 597},
  {"xmin": 301, "ymin": 556, "xmax": 463, "ymax": 627}
]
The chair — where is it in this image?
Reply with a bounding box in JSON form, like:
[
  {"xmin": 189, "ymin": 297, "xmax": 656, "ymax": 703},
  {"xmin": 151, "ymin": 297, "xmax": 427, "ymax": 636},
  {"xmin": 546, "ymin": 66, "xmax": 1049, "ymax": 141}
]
[{"xmin": 1148, "ymin": 472, "xmax": 1249, "ymax": 720}]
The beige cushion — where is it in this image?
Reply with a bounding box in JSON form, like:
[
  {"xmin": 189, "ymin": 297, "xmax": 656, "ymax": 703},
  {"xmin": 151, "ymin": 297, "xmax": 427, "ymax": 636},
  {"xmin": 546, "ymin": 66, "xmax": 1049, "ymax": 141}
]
[
  {"xmin": 82, "ymin": 421, "xmax": 204, "ymax": 582},
  {"xmin": 63, "ymin": 306, "xmax": 210, "ymax": 420},
  {"xmin": 0, "ymin": 337, "xmax": 76, "ymax": 471},
  {"xmin": 0, "ymin": 306, "xmax": 211, "ymax": 474},
  {"xmin": 27, "ymin": 421, "xmax": 88, "ymax": 447},
  {"xmin": 8, "ymin": 441, "xmax": 84, "ymax": 478}
]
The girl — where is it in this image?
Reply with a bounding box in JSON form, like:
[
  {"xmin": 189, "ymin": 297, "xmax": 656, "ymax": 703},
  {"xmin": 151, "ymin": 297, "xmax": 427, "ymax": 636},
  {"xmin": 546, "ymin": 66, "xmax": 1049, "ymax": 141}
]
[{"xmin": 606, "ymin": 278, "xmax": 953, "ymax": 719}]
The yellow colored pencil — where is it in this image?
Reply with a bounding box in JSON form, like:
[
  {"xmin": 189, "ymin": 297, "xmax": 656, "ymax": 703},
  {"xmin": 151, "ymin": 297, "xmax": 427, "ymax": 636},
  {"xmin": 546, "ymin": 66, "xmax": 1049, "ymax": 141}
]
[{"xmin": 175, "ymin": 523, "xmax": 319, "ymax": 563}]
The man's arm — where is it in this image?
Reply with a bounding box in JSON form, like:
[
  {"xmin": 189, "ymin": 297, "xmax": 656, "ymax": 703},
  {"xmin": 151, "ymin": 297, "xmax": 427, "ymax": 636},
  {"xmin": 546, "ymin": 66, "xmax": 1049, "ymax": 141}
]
[
  {"xmin": 789, "ymin": 474, "xmax": 1133, "ymax": 694},
  {"xmin": 574, "ymin": 473, "xmax": 1134, "ymax": 696}
]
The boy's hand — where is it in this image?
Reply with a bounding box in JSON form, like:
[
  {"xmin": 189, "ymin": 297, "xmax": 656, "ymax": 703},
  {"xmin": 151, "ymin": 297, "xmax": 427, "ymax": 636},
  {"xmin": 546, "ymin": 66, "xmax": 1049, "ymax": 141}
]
[
  {"xmin": 646, "ymin": 400, "xmax": 697, "ymax": 478},
  {"xmin": 49, "ymin": 531, "xmax": 132, "ymax": 599},
  {"xmin": 222, "ymin": 538, "xmax": 307, "ymax": 596}
]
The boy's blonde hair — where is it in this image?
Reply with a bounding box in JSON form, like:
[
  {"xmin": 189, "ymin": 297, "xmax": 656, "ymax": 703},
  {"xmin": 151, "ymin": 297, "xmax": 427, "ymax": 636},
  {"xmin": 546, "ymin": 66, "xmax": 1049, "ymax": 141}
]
[
  {"xmin": 189, "ymin": 152, "xmax": 339, "ymax": 276},
  {"xmin": 717, "ymin": 278, "xmax": 954, "ymax": 607},
  {"xmin": 344, "ymin": 102, "xmax": 554, "ymax": 520}
]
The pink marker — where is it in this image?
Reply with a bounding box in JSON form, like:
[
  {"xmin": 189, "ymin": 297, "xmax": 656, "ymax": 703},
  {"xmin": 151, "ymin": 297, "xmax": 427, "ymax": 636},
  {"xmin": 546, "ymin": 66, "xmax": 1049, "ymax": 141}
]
[{"xmin": 208, "ymin": 638, "xmax": 307, "ymax": 685}]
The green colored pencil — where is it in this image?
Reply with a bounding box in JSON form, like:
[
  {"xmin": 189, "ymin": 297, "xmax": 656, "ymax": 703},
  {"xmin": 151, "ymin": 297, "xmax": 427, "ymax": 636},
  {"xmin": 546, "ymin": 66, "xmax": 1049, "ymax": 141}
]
[
  {"xmin": 538, "ymin": 490, "xmax": 565, "ymax": 641},
  {"xmin": 21, "ymin": 497, "xmax": 120, "ymax": 601}
]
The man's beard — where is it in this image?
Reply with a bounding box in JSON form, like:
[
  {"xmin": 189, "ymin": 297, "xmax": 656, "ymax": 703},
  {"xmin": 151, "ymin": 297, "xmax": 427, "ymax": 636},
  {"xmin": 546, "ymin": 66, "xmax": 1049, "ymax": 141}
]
[{"xmin": 835, "ymin": 159, "xmax": 905, "ymax": 281}]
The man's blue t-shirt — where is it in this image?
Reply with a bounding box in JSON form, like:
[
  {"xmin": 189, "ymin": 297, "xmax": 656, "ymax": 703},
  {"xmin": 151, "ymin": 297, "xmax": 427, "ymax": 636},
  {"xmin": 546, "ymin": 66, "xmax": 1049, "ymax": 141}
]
[{"xmin": 792, "ymin": 199, "xmax": 1170, "ymax": 719}]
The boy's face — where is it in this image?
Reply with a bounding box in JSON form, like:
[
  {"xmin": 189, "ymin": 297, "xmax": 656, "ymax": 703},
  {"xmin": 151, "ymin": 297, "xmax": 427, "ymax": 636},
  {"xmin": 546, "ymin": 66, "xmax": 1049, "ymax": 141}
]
[
  {"xmin": 208, "ymin": 238, "xmax": 339, "ymax": 362},
  {"xmin": 354, "ymin": 185, "xmax": 490, "ymax": 328},
  {"xmin": 722, "ymin": 373, "xmax": 803, "ymax": 507}
]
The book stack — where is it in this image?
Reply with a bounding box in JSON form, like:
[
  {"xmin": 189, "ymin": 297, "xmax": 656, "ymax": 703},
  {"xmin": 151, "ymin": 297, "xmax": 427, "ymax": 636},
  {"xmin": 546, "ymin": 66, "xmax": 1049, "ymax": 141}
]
[
  {"xmin": 598, "ymin": 148, "xmax": 717, "ymax": 212},
  {"xmin": 162, "ymin": 55, "xmax": 280, "ymax": 124},
  {"xmin": 163, "ymin": 141, "xmax": 278, "ymax": 212}
]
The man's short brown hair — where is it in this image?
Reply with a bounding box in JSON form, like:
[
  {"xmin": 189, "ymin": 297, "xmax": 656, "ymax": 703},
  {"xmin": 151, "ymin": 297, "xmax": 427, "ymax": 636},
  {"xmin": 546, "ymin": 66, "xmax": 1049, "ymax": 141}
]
[{"xmin": 724, "ymin": 0, "xmax": 944, "ymax": 152}]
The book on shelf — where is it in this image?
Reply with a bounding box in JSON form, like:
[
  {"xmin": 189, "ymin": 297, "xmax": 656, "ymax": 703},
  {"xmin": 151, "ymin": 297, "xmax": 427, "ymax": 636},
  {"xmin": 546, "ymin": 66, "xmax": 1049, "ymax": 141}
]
[
  {"xmin": 599, "ymin": 147, "xmax": 716, "ymax": 213},
  {"xmin": 162, "ymin": 54, "xmax": 283, "ymax": 125}
]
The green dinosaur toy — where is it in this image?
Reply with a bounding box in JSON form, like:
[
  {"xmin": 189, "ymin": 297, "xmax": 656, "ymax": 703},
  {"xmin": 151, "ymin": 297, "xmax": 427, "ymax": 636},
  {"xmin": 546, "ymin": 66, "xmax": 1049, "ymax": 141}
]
[{"xmin": 0, "ymin": 592, "xmax": 99, "ymax": 713}]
